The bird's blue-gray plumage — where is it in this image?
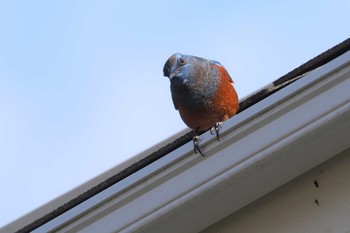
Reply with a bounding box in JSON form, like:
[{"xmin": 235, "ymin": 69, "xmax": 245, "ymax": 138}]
[{"xmin": 163, "ymin": 53, "xmax": 221, "ymax": 110}]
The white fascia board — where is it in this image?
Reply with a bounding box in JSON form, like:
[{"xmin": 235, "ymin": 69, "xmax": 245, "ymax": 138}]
[{"xmin": 35, "ymin": 51, "xmax": 350, "ymax": 233}]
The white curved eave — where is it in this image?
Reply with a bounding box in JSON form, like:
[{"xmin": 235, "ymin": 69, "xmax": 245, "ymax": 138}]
[{"xmin": 36, "ymin": 51, "xmax": 350, "ymax": 233}]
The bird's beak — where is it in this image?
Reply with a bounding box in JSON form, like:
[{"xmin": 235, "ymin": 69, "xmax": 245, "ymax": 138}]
[
  {"xmin": 163, "ymin": 60, "xmax": 172, "ymax": 78},
  {"xmin": 163, "ymin": 62, "xmax": 171, "ymax": 78},
  {"xmin": 163, "ymin": 54, "xmax": 177, "ymax": 79}
]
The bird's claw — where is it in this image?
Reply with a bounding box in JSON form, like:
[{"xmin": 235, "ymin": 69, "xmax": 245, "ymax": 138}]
[
  {"xmin": 210, "ymin": 122, "xmax": 223, "ymax": 141},
  {"xmin": 193, "ymin": 122, "xmax": 222, "ymax": 157},
  {"xmin": 193, "ymin": 136, "xmax": 205, "ymax": 157}
]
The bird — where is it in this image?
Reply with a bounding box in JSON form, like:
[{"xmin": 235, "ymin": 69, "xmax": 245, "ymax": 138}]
[{"xmin": 163, "ymin": 53, "xmax": 239, "ymax": 156}]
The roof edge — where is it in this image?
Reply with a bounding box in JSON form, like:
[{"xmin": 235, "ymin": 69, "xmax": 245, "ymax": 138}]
[
  {"xmin": 42, "ymin": 50, "xmax": 350, "ymax": 232},
  {"xmin": 9, "ymin": 37, "xmax": 350, "ymax": 233}
]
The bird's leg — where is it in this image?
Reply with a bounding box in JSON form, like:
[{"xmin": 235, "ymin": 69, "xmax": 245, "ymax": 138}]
[
  {"xmin": 193, "ymin": 135, "xmax": 205, "ymax": 157},
  {"xmin": 210, "ymin": 122, "xmax": 223, "ymax": 141}
]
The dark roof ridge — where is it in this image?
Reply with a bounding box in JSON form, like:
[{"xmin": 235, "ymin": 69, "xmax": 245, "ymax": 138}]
[{"xmin": 16, "ymin": 38, "xmax": 350, "ymax": 233}]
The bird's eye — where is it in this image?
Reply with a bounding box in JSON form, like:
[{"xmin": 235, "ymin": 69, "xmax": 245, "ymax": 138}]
[{"xmin": 179, "ymin": 58, "xmax": 185, "ymax": 64}]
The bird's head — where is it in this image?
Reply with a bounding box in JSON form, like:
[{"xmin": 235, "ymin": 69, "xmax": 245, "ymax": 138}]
[{"xmin": 163, "ymin": 53, "xmax": 194, "ymax": 80}]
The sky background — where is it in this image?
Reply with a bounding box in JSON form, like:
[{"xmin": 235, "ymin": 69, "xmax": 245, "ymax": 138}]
[{"xmin": 0, "ymin": 0, "xmax": 349, "ymax": 228}]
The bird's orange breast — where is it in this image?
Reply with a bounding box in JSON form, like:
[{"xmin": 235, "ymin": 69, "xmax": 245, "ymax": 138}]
[{"xmin": 176, "ymin": 65, "xmax": 239, "ymax": 131}]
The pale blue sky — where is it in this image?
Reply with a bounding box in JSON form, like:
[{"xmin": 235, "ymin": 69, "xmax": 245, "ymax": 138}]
[{"xmin": 0, "ymin": 0, "xmax": 349, "ymax": 227}]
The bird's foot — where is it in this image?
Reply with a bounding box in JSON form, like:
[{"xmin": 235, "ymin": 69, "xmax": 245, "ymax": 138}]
[
  {"xmin": 193, "ymin": 136, "xmax": 205, "ymax": 157},
  {"xmin": 210, "ymin": 122, "xmax": 223, "ymax": 141}
]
